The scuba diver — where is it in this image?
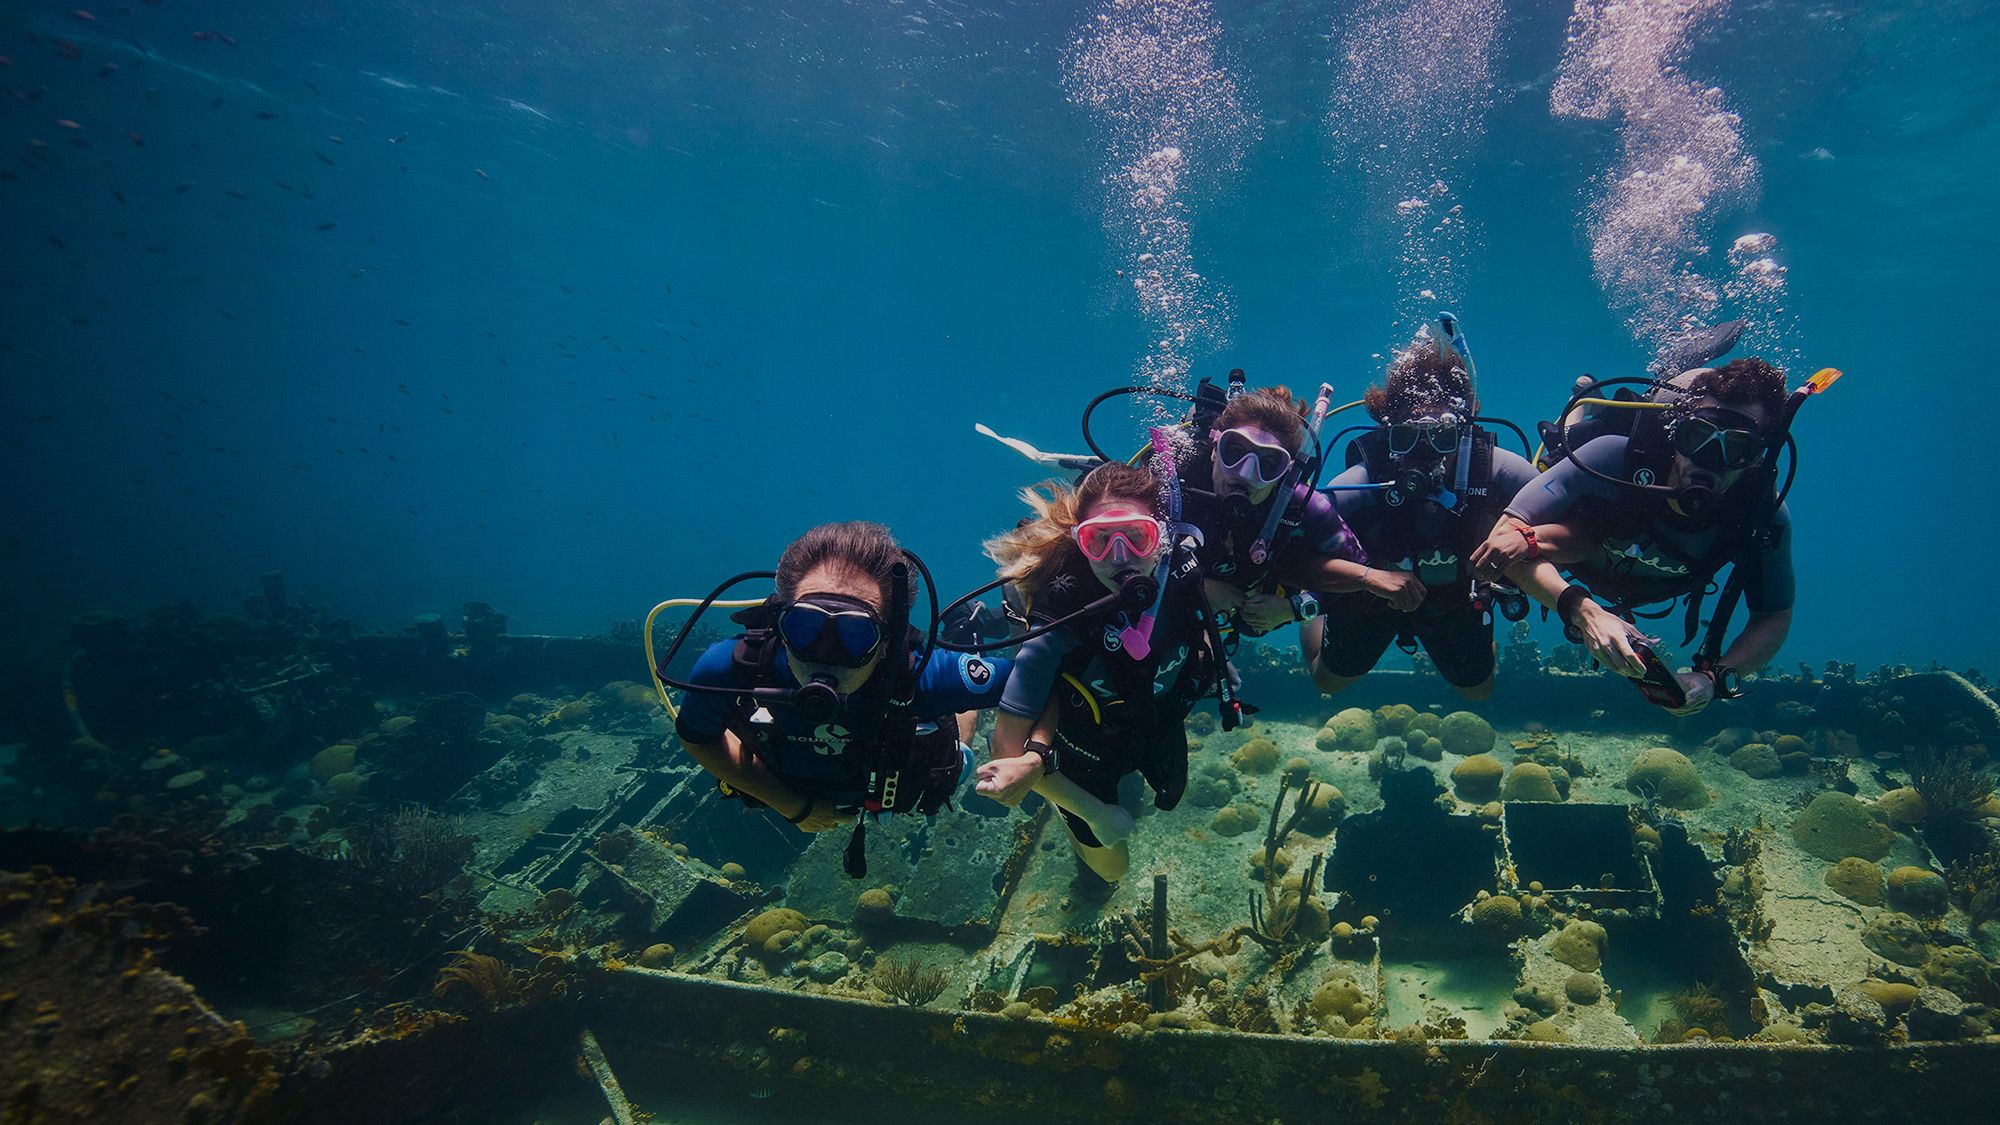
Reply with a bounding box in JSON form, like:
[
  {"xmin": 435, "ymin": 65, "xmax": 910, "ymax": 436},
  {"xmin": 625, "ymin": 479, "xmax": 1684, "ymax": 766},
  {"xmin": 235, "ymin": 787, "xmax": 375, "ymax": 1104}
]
[
  {"xmin": 974, "ymin": 461, "xmax": 1221, "ymax": 885},
  {"xmin": 1470, "ymin": 354, "xmax": 1835, "ymax": 715},
  {"xmin": 1173, "ymin": 380, "xmax": 1381, "ymax": 636},
  {"xmin": 652, "ymin": 522, "xmax": 1009, "ymax": 868},
  {"xmin": 1301, "ymin": 320, "xmax": 1540, "ymax": 700}
]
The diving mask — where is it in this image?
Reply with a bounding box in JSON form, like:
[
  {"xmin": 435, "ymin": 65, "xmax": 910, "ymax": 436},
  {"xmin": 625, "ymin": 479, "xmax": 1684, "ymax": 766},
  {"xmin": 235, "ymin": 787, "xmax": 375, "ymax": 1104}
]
[
  {"xmin": 778, "ymin": 594, "xmax": 885, "ymax": 668},
  {"xmin": 1074, "ymin": 513, "xmax": 1164, "ymax": 563},
  {"xmin": 1669, "ymin": 409, "xmax": 1764, "ymax": 472},
  {"xmin": 1214, "ymin": 427, "xmax": 1293, "ymax": 486},
  {"xmin": 1387, "ymin": 418, "xmax": 1462, "ymax": 458}
]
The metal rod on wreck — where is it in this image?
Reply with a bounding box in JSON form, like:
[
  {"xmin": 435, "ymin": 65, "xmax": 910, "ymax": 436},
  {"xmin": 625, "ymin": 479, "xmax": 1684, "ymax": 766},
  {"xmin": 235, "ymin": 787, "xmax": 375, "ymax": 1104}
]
[
  {"xmin": 578, "ymin": 1027, "xmax": 638, "ymax": 1125},
  {"xmin": 1149, "ymin": 873, "xmax": 1168, "ymax": 1010}
]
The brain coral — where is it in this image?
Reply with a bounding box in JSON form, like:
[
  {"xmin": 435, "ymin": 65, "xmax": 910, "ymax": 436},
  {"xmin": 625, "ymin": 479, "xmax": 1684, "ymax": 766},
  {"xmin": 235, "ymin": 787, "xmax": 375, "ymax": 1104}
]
[
  {"xmin": 1500, "ymin": 762, "xmax": 1562, "ymax": 803},
  {"xmin": 1792, "ymin": 792, "xmax": 1893, "ymax": 862},
  {"xmin": 1317, "ymin": 708, "xmax": 1377, "ymax": 755},
  {"xmin": 1550, "ymin": 920, "xmax": 1607, "ymax": 973},
  {"xmin": 1438, "ymin": 711, "xmax": 1496, "ymax": 756},
  {"xmin": 1451, "ymin": 754, "xmax": 1504, "ymax": 802},
  {"xmin": 1231, "ymin": 737, "xmax": 1279, "ymax": 774},
  {"xmin": 1374, "ymin": 703, "xmax": 1417, "ymax": 736},
  {"xmin": 1625, "ymin": 749, "xmax": 1708, "ymax": 809},
  {"xmin": 745, "ymin": 907, "xmax": 808, "ymax": 949},
  {"xmin": 1824, "ymin": 857, "xmax": 1884, "ymax": 905}
]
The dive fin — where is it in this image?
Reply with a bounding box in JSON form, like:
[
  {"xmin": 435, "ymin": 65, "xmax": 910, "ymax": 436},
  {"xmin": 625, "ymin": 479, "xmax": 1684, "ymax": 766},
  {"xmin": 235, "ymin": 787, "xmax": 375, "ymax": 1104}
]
[
  {"xmin": 974, "ymin": 423, "xmax": 1102, "ymax": 471},
  {"xmin": 1652, "ymin": 320, "xmax": 1747, "ymax": 377}
]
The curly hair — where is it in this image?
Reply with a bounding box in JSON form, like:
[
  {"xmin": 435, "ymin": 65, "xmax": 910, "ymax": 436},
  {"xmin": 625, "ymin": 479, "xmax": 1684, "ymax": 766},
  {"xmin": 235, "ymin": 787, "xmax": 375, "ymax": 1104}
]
[
  {"xmin": 1363, "ymin": 336, "xmax": 1477, "ymax": 423},
  {"xmin": 984, "ymin": 462, "xmax": 1158, "ymax": 600},
  {"xmin": 1688, "ymin": 357, "xmax": 1786, "ymax": 420},
  {"xmin": 1215, "ymin": 387, "xmax": 1309, "ymax": 455},
  {"xmin": 775, "ymin": 521, "xmax": 912, "ymax": 612}
]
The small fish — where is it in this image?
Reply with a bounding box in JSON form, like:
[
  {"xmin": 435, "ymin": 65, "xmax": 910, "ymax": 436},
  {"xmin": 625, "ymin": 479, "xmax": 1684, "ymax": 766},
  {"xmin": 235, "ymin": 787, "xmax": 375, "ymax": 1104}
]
[
  {"xmin": 313, "ymin": 150, "xmax": 335, "ymax": 166},
  {"xmin": 255, "ymin": 110, "xmax": 279, "ymax": 120},
  {"xmin": 55, "ymin": 40, "xmax": 82, "ymax": 60},
  {"xmin": 111, "ymin": 189, "xmax": 125, "ymax": 203},
  {"xmin": 305, "ymin": 80, "xmax": 321, "ymax": 96},
  {"xmin": 393, "ymin": 319, "xmax": 410, "ymax": 326},
  {"xmin": 389, "ymin": 132, "xmax": 407, "ymax": 144},
  {"xmin": 55, "ymin": 118, "xmax": 82, "ymax": 129},
  {"xmin": 327, "ymin": 134, "xmax": 343, "ymax": 145},
  {"xmin": 174, "ymin": 180, "xmax": 192, "ymax": 193},
  {"xmin": 225, "ymin": 189, "xmax": 248, "ymax": 200},
  {"xmin": 474, "ymin": 167, "xmax": 489, "ymax": 180},
  {"xmin": 98, "ymin": 62, "xmax": 118, "ymax": 77},
  {"xmin": 47, "ymin": 235, "xmax": 66, "ymax": 249},
  {"xmin": 128, "ymin": 131, "xmax": 144, "ymax": 146},
  {"xmin": 72, "ymin": 9, "xmax": 97, "ymax": 22},
  {"xmin": 315, "ymin": 221, "xmax": 336, "ymax": 231}
]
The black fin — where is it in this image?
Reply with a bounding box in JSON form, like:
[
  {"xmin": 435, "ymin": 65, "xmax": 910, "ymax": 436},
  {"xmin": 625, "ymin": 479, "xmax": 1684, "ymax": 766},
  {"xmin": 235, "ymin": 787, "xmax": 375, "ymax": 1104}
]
[{"xmin": 1651, "ymin": 320, "xmax": 1747, "ymax": 376}]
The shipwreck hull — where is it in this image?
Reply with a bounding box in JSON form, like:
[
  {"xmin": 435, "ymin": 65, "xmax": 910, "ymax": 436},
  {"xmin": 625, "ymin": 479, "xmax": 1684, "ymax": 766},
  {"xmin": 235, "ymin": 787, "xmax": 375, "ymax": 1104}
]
[{"xmin": 581, "ymin": 967, "xmax": 1997, "ymax": 1123}]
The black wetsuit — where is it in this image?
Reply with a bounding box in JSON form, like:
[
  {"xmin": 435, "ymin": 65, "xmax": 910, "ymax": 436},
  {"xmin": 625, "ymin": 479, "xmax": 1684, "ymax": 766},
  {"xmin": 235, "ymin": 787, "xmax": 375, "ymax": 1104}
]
[
  {"xmin": 1505, "ymin": 434, "xmax": 1795, "ymax": 615},
  {"xmin": 1177, "ymin": 467, "xmax": 1367, "ymax": 630},
  {"xmin": 1320, "ymin": 446, "xmax": 1539, "ymax": 686},
  {"xmin": 997, "ymin": 551, "xmax": 1216, "ymax": 846}
]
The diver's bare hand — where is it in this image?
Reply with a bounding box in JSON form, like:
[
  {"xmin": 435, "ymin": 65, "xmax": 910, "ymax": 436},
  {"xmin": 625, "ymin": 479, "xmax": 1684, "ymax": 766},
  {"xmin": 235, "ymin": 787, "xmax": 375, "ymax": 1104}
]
[
  {"xmin": 1577, "ymin": 602, "xmax": 1646, "ymax": 678},
  {"xmin": 1238, "ymin": 594, "xmax": 1294, "ymax": 634},
  {"xmin": 1471, "ymin": 522, "xmax": 1536, "ymax": 577},
  {"xmin": 975, "ymin": 754, "xmax": 1044, "ymax": 807},
  {"xmin": 1364, "ymin": 568, "xmax": 1426, "ymax": 613},
  {"xmin": 788, "ymin": 795, "xmax": 851, "ymax": 833},
  {"xmin": 1666, "ymin": 670, "xmax": 1715, "ymax": 716}
]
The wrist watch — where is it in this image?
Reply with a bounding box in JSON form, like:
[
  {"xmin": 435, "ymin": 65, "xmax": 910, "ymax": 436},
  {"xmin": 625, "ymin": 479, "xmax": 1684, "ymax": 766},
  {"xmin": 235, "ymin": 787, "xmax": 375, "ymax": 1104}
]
[
  {"xmin": 1023, "ymin": 739, "xmax": 1058, "ymax": 774},
  {"xmin": 1698, "ymin": 661, "xmax": 1743, "ymax": 699}
]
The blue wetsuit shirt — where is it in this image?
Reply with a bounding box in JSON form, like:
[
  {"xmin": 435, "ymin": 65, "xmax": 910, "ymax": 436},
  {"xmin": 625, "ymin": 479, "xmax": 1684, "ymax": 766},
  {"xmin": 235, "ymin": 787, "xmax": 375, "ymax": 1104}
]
[{"xmin": 674, "ymin": 642, "xmax": 1010, "ymax": 796}]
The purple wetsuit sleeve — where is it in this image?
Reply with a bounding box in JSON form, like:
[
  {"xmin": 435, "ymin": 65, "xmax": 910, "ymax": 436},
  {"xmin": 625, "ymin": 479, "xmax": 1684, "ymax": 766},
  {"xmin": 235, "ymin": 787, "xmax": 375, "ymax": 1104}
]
[{"xmin": 1298, "ymin": 489, "xmax": 1367, "ymax": 564}]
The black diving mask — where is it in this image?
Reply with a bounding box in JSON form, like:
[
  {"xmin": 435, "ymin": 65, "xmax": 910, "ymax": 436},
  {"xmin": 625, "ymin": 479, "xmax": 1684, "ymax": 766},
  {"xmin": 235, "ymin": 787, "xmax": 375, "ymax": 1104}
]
[
  {"xmin": 1669, "ymin": 409, "xmax": 1764, "ymax": 473},
  {"xmin": 778, "ymin": 594, "xmax": 885, "ymax": 668},
  {"xmin": 1388, "ymin": 420, "xmax": 1461, "ymax": 458}
]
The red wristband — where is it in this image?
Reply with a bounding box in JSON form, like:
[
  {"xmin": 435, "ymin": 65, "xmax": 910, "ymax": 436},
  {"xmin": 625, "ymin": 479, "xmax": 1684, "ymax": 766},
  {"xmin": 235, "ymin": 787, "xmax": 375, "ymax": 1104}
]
[{"xmin": 1514, "ymin": 521, "xmax": 1541, "ymax": 559}]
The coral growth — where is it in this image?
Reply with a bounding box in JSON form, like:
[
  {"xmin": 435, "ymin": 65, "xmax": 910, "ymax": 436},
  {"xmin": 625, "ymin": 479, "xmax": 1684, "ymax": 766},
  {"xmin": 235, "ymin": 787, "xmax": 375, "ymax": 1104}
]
[
  {"xmin": 432, "ymin": 951, "xmax": 524, "ymax": 1009},
  {"xmin": 872, "ymin": 956, "xmax": 950, "ymax": 1007}
]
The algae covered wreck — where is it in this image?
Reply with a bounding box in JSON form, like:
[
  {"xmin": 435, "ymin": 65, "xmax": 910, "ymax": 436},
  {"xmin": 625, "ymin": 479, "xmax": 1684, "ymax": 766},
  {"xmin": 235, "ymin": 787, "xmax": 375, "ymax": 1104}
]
[{"xmin": 2, "ymin": 595, "xmax": 1998, "ymax": 1122}]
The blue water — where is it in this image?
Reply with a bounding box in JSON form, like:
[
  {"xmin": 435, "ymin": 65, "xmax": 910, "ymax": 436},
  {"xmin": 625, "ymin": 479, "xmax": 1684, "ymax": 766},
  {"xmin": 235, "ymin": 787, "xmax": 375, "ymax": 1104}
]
[{"xmin": 2, "ymin": 0, "xmax": 1996, "ymax": 672}]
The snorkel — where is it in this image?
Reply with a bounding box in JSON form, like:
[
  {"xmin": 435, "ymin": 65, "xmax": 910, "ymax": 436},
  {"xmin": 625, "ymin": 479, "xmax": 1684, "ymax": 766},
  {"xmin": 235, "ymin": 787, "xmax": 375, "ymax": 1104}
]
[{"xmin": 1320, "ymin": 313, "xmax": 1531, "ymax": 507}]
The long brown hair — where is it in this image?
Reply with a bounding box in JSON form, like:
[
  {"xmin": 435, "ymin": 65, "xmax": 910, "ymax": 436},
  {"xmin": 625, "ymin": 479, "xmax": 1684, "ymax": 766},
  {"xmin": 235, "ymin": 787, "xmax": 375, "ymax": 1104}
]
[{"xmin": 984, "ymin": 462, "xmax": 1158, "ymax": 600}]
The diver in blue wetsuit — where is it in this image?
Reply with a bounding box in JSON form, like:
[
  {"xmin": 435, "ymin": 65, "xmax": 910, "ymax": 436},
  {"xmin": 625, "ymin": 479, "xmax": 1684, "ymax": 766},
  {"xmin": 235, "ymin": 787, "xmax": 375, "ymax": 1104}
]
[
  {"xmin": 1470, "ymin": 358, "xmax": 1805, "ymax": 715},
  {"xmin": 1304, "ymin": 326, "xmax": 1540, "ymax": 700},
  {"xmin": 668, "ymin": 522, "xmax": 1010, "ymax": 836}
]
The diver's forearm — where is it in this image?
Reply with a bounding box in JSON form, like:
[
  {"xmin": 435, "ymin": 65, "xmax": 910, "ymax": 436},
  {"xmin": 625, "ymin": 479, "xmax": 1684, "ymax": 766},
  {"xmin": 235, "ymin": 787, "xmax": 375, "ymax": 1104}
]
[
  {"xmin": 1291, "ymin": 556, "xmax": 1369, "ymax": 594},
  {"xmin": 1719, "ymin": 608, "xmax": 1792, "ymax": 673},
  {"xmin": 1507, "ymin": 557, "xmax": 1572, "ymax": 609},
  {"xmin": 684, "ymin": 737, "xmax": 803, "ymax": 816}
]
